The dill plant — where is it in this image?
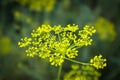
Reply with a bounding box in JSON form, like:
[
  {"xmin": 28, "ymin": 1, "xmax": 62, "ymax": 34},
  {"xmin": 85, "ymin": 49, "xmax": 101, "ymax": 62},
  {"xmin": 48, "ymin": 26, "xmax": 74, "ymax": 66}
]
[
  {"xmin": 18, "ymin": 24, "xmax": 106, "ymax": 80},
  {"xmin": 15, "ymin": 0, "xmax": 56, "ymax": 12},
  {"xmin": 64, "ymin": 64, "xmax": 101, "ymax": 80},
  {"xmin": 95, "ymin": 17, "xmax": 116, "ymax": 41}
]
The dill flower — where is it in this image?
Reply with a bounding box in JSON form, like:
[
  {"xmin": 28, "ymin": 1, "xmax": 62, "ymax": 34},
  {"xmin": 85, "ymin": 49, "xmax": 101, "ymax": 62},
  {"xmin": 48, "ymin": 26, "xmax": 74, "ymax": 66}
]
[
  {"xmin": 15, "ymin": 0, "xmax": 56, "ymax": 12},
  {"xmin": 95, "ymin": 17, "xmax": 116, "ymax": 41},
  {"xmin": 64, "ymin": 64, "xmax": 101, "ymax": 80},
  {"xmin": 90, "ymin": 54, "xmax": 107, "ymax": 69},
  {"xmin": 0, "ymin": 37, "xmax": 12, "ymax": 54},
  {"xmin": 18, "ymin": 24, "xmax": 96, "ymax": 66}
]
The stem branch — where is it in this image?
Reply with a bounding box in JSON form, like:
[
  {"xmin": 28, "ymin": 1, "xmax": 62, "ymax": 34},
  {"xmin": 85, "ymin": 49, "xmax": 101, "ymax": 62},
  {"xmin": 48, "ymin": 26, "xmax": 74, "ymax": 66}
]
[
  {"xmin": 57, "ymin": 64, "xmax": 62, "ymax": 80},
  {"xmin": 65, "ymin": 57, "xmax": 90, "ymax": 65}
]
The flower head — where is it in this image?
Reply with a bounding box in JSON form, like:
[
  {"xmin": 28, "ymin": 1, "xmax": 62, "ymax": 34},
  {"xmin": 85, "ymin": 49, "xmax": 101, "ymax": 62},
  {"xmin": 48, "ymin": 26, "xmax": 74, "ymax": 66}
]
[
  {"xmin": 15, "ymin": 0, "xmax": 56, "ymax": 12},
  {"xmin": 64, "ymin": 64, "xmax": 101, "ymax": 80},
  {"xmin": 95, "ymin": 17, "xmax": 116, "ymax": 41},
  {"xmin": 18, "ymin": 24, "xmax": 96, "ymax": 66},
  {"xmin": 90, "ymin": 54, "xmax": 107, "ymax": 69}
]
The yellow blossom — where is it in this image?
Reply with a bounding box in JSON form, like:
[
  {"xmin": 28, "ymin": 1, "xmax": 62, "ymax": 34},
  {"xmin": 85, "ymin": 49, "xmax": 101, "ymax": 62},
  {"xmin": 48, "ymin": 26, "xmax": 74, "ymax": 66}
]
[
  {"xmin": 18, "ymin": 24, "xmax": 96, "ymax": 66},
  {"xmin": 15, "ymin": 0, "xmax": 56, "ymax": 12},
  {"xmin": 95, "ymin": 17, "xmax": 116, "ymax": 41},
  {"xmin": 90, "ymin": 54, "xmax": 107, "ymax": 69},
  {"xmin": 64, "ymin": 64, "xmax": 101, "ymax": 80}
]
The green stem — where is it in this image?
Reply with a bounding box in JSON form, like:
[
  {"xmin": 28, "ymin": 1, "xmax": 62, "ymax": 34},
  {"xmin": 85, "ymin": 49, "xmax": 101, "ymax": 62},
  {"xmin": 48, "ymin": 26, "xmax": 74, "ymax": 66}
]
[
  {"xmin": 69, "ymin": 44, "xmax": 76, "ymax": 49},
  {"xmin": 58, "ymin": 33, "xmax": 61, "ymax": 42},
  {"xmin": 57, "ymin": 64, "xmax": 62, "ymax": 80},
  {"xmin": 65, "ymin": 57, "xmax": 90, "ymax": 65}
]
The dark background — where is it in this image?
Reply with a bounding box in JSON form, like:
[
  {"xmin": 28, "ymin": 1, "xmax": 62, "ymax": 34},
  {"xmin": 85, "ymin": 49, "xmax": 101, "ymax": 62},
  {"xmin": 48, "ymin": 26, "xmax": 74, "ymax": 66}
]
[{"xmin": 0, "ymin": 0, "xmax": 120, "ymax": 80}]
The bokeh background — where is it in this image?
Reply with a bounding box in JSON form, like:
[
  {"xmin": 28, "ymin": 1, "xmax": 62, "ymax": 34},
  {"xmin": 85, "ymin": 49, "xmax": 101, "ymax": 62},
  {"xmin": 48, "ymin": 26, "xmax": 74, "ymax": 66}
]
[{"xmin": 0, "ymin": 0, "xmax": 120, "ymax": 80}]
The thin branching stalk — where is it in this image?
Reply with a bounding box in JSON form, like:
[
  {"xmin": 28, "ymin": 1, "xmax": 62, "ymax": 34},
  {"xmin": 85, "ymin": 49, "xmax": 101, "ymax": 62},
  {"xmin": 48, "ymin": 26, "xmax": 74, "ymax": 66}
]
[
  {"xmin": 65, "ymin": 57, "xmax": 90, "ymax": 65},
  {"xmin": 57, "ymin": 64, "xmax": 62, "ymax": 80}
]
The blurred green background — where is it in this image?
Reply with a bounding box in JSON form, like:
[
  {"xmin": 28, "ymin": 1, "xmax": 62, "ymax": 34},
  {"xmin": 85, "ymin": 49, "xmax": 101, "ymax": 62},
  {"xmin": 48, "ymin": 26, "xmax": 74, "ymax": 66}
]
[{"xmin": 0, "ymin": 0, "xmax": 120, "ymax": 80}]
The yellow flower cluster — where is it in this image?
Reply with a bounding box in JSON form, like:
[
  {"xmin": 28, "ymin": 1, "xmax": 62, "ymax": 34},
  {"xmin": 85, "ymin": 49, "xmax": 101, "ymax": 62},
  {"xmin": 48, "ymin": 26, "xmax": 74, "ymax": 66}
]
[
  {"xmin": 18, "ymin": 24, "xmax": 96, "ymax": 66},
  {"xmin": 77, "ymin": 25, "xmax": 96, "ymax": 46},
  {"xmin": 18, "ymin": 37, "xmax": 32, "ymax": 48},
  {"xmin": 15, "ymin": 0, "xmax": 56, "ymax": 12},
  {"xmin": 64, "ymin": 64, "xmax": 101, "ymax": 80},
  {"xmin": 0, "ymin": 37, "xmax": 12, "ymax": 54},
  {"xmin": 90, "ymin": 54, "xmax": 107, "ymax": 69},
  {"xmin": 95, "ymin": 17, "xmax": 116, "ymax": 41}
]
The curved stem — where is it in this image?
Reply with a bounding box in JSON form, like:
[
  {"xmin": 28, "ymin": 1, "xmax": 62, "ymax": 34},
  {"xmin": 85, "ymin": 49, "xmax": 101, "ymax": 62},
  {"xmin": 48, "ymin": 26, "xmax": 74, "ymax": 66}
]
[
  {"xmin": 58, "ymin": 33, "xmax": 61, "ymax": 42},
  {"xmin": 57, "ymin": 64, "xmax": 62, "ymax": 80},
  {"xmin": 65, "ymin": 57, "xmax": 90, "ymax": 65}
]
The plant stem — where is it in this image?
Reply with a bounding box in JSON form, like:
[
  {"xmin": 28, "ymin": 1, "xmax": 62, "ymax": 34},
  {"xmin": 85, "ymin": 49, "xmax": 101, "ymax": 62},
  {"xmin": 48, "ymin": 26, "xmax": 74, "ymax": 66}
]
[
  {"xmin": 57, "ymin": 64, "xmax": 62, "ymax": 80},
  {"xmin": 58, "ymin": 33, "xmax": 62, "ymax": 42},
  {"xmin": 65, "ymin": 57, "xmax": 90, "ymax": 65}
]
